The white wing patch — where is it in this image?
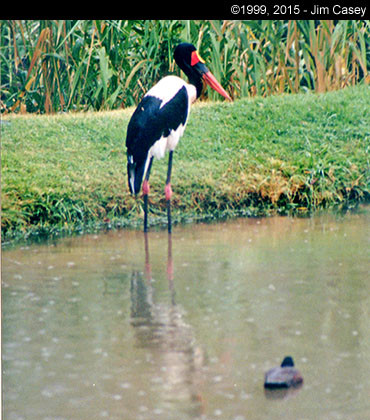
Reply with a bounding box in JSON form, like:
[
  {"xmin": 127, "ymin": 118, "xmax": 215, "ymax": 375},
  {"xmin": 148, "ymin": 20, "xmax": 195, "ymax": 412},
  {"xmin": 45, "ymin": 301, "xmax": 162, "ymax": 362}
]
[
  {"xmin": 149, "ymin": 136, "xmax": 167, "ymax": 160},
  {"xmin": 146, "ymin": 75, "xmax": 197, "ymax": 108},
  {"xmin": 149, "ymin": 123, "xmax": 185, "ymax": 160},
  {"xmin": 146, "ymin": 76, "xmax": 184, "ymax": 107},
  {"xmin": 144, "ymin": 75, "xmax": 195, "ymax": 163}
]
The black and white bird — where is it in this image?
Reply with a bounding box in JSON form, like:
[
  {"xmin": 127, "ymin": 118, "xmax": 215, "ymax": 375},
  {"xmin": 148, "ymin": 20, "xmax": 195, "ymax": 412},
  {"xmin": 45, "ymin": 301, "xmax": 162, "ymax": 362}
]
[{"xmin": 126, "ymin": 42, "xmax": 231, "ymax": 233}]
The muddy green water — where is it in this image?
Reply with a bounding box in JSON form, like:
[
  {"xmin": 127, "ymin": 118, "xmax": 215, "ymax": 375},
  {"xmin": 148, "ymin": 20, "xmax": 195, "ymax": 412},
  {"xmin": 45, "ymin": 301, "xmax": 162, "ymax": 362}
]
[{"xmin": 2, "ymin": 209, "xmax": 370, "ymax": 420}]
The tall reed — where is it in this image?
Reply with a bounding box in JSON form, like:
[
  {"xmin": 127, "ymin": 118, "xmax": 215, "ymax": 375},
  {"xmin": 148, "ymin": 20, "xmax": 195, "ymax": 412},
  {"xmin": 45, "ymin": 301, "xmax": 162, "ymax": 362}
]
[{"xmin": 1, "ymin": 20, "xmax": 369, "ymax": 114}]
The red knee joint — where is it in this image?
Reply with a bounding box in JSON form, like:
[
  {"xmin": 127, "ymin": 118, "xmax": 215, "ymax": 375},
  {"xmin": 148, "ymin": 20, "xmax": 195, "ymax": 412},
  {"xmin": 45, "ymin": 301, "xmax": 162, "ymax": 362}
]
[
  {"xmin": 165, "ymin": 184, "xmax": 173, "ymax": 201},
  {"xmin": 143, "ymin": 180, "xmax": 150, "ymax": 195}
]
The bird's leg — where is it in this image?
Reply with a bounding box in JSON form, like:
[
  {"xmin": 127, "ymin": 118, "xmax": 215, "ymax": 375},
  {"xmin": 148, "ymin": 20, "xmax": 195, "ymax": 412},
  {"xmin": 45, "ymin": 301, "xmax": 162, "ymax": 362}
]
[
  {"xmin": 165, "ymin": 151, "xmax": 173, "ymax": 234},
  {"xmin": 143, "ymin": 157, "xmax": 154, "ymax": 233}
]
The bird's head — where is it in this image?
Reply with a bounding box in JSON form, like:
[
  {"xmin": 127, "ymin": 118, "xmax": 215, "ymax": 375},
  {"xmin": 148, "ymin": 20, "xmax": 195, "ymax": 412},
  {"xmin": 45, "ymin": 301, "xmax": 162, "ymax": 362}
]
[
  {"xmin": 281, "ymin": 356, "xmax": 295, "ymax": 368},
  {"xmin": 174, "ymin": 43, "xmax": 231, "ymax": 101}
]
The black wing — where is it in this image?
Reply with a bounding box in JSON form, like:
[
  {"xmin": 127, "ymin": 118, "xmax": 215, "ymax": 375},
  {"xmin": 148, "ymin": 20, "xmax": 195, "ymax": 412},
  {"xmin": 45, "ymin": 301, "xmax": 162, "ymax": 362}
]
[{"xmin": 126, "ymin": 85, "xmax": 189, "ymax": 164}]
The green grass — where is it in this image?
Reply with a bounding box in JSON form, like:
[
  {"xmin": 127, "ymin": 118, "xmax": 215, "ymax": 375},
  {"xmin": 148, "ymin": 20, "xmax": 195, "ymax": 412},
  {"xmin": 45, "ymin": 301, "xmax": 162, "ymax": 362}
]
[{"xmin": 2, "ymin": 86, "xmax": 370, "ymax": 243}]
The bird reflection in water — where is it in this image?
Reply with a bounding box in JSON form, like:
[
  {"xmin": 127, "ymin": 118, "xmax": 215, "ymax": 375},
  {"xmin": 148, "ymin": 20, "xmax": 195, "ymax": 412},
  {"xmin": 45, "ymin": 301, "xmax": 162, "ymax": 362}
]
[{"xmin": 130, "ymin": 233, "xmax": 206, "ymax": 415}]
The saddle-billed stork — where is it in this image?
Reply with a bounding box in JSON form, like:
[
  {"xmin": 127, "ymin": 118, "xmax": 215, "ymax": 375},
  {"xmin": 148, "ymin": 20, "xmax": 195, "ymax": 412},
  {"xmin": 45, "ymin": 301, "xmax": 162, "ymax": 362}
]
[{"xmin": 126, "ymin": 42, "xmax": 231, "ymax": 233}]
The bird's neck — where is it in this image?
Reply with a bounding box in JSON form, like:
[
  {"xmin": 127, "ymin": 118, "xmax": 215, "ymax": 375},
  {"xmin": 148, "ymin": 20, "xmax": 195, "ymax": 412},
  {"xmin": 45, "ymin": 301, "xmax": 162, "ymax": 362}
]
[
  {"xmin": 178, "ymin": 61, "xmax": 203, "ymax": 99},
  {"xmin": 188, "ymin": 75, "xmax": 203, "ymax": 99}
]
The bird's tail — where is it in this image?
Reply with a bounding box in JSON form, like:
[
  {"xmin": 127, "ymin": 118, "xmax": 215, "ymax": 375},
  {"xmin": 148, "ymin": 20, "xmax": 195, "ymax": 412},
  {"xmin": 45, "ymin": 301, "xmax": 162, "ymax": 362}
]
[{"xmin": 127, "ymin": 154, "xmax": 145, "ymax": 195}]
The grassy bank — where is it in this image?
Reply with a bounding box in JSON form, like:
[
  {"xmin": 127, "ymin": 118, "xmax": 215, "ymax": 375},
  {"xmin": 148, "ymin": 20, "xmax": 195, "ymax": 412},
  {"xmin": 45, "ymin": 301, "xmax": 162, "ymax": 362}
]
[{"xmin": 1, "ymin": 86, "xmax": 369, "ymax": 242}]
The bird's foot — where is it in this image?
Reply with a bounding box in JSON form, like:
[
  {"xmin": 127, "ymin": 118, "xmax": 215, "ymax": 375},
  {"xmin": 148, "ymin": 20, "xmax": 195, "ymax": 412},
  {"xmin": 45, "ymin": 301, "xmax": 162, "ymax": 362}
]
[{"xmin": 165, "ymin": 184, "xmax": 173, "ymax": 201}]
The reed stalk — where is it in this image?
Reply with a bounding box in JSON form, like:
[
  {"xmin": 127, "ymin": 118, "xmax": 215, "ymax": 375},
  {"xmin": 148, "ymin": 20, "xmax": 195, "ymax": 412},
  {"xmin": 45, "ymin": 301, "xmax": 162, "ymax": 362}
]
[{"xmin": 1, "ymin": 20, "xmax": 369, "ymax": 114}]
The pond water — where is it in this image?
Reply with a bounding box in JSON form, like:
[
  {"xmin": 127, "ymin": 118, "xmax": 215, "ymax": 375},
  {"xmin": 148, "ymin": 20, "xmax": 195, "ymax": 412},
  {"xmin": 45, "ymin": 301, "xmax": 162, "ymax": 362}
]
[{"xmin": 2, "ymin": 208, "xmax": 370, "ymax": 420}]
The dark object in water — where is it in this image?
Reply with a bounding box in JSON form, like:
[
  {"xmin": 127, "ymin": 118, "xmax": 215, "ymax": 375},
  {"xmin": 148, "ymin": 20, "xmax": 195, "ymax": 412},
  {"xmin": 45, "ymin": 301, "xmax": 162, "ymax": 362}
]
[{"xmin": 264, "ymin": 356, "xmax": 303, "ymax": 389}]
